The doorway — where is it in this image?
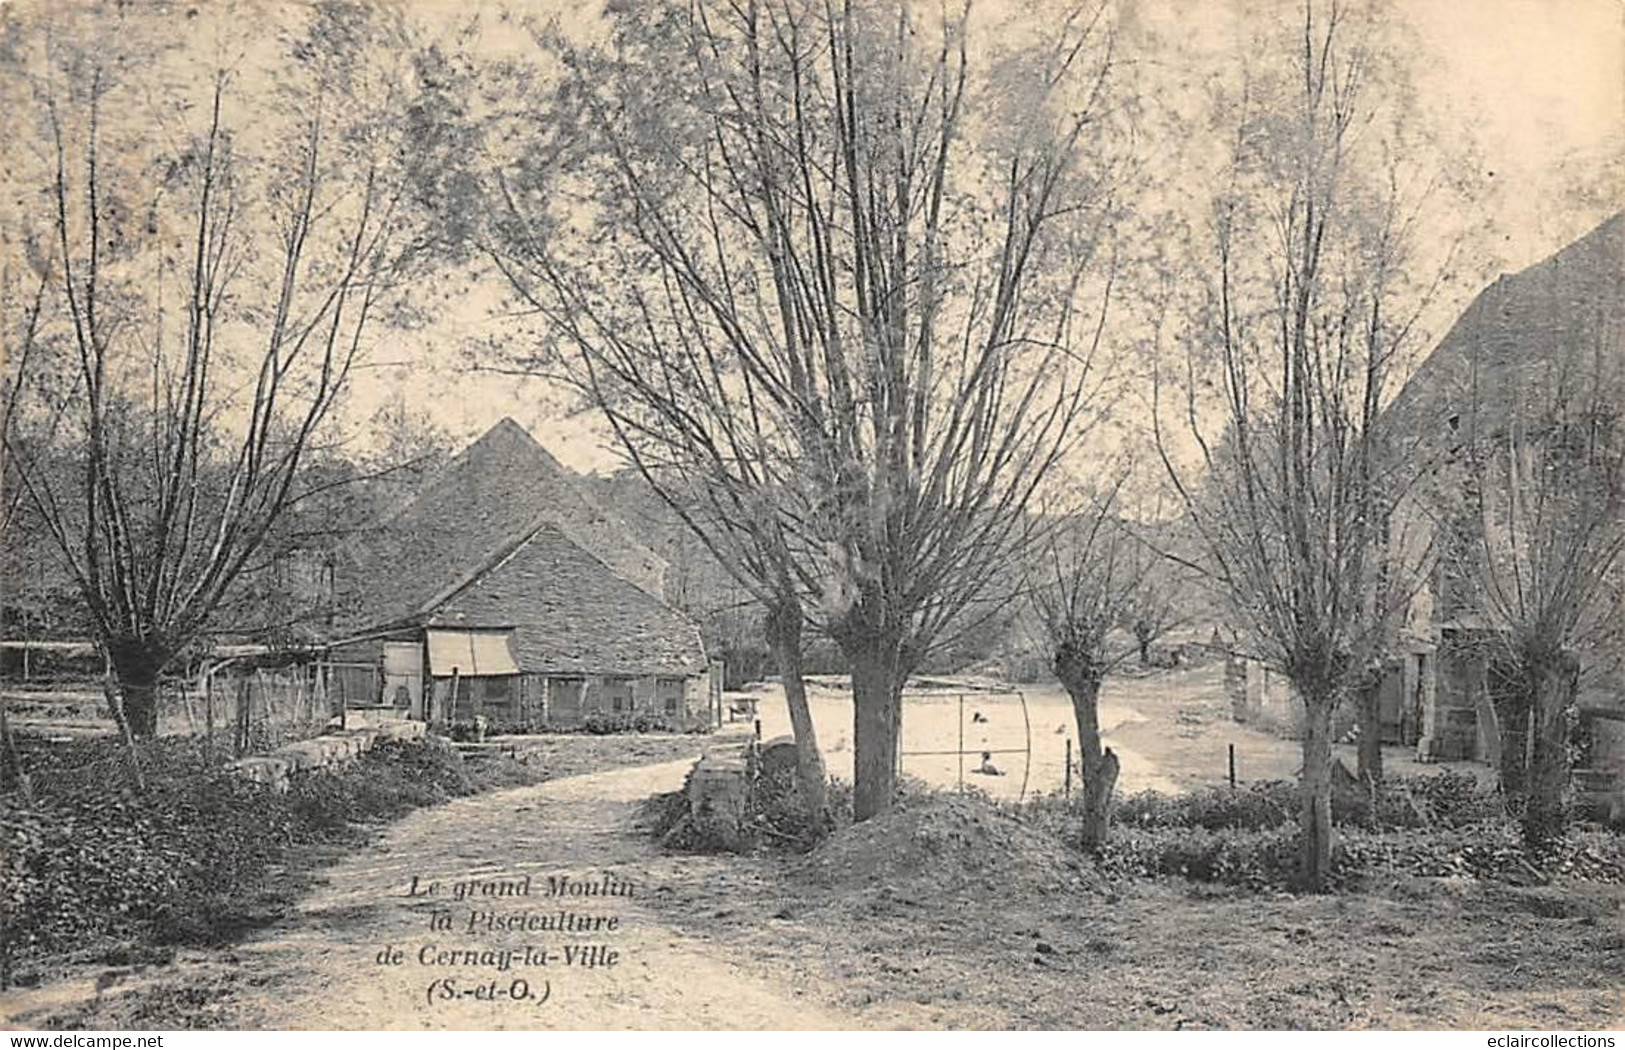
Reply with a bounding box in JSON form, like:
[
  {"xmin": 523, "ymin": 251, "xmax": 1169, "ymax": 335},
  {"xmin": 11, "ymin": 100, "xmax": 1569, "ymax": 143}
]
[{"xmin": 382, "ymin": 641, "xmax": 425, "ymax": 718}]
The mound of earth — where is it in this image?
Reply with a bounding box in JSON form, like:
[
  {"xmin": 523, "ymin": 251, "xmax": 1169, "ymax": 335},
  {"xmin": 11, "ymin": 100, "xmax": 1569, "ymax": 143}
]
[{"xmin": 797, "ymin": 793, "xmax": 1108, "ymax": 899}]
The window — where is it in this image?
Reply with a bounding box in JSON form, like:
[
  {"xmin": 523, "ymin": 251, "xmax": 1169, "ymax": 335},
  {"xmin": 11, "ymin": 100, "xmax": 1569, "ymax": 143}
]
[
  {"xmin": 657, "ymin": 678, "xmax": 685, "ymax": 715},
  {"xmin": 601, "ymin": 676, "xmax": 634, "ymax": 714},
  {"xmin": 483, "ymin": 676, "xmax": 514, "ymax": 706},
  {"xmin": 550, "ymin": 678, "xmax": 585, "ymax": 715}
]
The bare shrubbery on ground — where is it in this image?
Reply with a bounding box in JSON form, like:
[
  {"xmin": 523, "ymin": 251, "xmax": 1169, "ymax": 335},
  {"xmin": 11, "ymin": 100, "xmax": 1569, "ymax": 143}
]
[
  {"xmin": 1013, "ymin": 774, "xmax": 1624, "ymax": 890},
  {"xmin": 0, "ymin": 736, "xmax": 542, "ymax": 985},
  {"xmin": 645, "ymin": 767, "xmax": 1621, "ymax": 897}
]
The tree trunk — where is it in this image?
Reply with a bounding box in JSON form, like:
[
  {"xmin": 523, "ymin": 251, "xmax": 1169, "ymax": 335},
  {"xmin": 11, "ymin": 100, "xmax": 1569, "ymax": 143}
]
[
  {"xmin": 0, "ymin": 692, "xmax": 32, "ymax": 805},
  {"xmin": 1083, "ymin": 747, "xmax": 1121, "ymax": 850},
  {"xmin": 1299, "ymin": 697, "xmax": 1336, "ymax": 891},
  {"xmin": 107, "ymin": 640, "xmax": 166, "ymax": 739},
  {"xmin": 846, "ymin": 634, "xmax": 904, "ymax": 823},
  {"xmin": 1057, "ymin": 664, "xmax": 1119, "ymax": 849},
  {"xmin": 1522, "ymin": 652, "xmax": 1578, "ymax": 856},
  {"xmin": 1488, "ymin": 658, "xmax": 1532, "ymax": 802},
  {"xmin": 764, "ymin": 597, "xmax": 829, "ymax": 826},
  {"xmin": 1356, "ymin": 676, "xmax": 1384, "ymax": 820}
]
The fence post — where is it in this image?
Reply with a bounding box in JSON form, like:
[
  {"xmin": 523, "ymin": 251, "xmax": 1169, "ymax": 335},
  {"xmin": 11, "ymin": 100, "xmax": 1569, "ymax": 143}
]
[
  {"xmin": 203, "ymin": 671, "xmax": 215, "ymax": 765},
  {"xmin": 1228, "ymin": 742, "xmax": 1237, "ymax": 789},
  {"xmin": 957, "ymin": 693, "xmax": 965, "ymax": 792},
  {"xmin": 235, "ymin": 676, "xmax": 250, "ymax": 757},
  {"xmin": 1065, "ymin": 738, "xmax": 1073, "ymax": 799},
  {"xmin": 179, "ymin": 678, "xmax": 194, "ymax": 735}
]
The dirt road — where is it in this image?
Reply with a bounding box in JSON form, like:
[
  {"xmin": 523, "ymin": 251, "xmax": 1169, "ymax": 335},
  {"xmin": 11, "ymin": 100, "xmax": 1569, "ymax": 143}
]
[{"xmin": 208, "ymin": 759, "xmax": 883, "ymax": 1030}]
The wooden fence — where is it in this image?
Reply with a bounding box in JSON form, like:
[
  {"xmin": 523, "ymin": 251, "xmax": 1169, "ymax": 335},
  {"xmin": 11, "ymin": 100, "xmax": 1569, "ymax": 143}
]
[{"xmin": 161, "ymin": 665, "xmax": 335, "ymax": 756}]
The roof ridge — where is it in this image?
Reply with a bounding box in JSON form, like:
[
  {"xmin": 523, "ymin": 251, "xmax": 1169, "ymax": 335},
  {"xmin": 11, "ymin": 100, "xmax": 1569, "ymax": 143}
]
[
  {"xmin": 413, "ymin": 514, "xmax": 557, "ymax": 618},
  {"xmin": 331, "ymin": 419, "xmax": 521, "ymax": 561},
  {"xmin": 420, "ymin": 511, "xmax": 686, "ymax": 620}
]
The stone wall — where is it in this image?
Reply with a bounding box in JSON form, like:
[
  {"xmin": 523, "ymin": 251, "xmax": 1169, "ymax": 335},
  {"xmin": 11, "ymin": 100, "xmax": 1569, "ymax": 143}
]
[
  {"xmin": 680, "ymin": 744, "xmax": 753, "ymax": 849},
  {"xmin": 1225, "ymin": 656, "xmax": 1303, "ymax": 734},
  {"xmin": 230, "ymin": 720, "xmax": 427, "ymax": 792}
]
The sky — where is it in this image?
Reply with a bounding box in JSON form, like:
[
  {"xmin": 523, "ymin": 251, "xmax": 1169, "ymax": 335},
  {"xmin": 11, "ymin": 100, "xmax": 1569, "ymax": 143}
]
[
  {"xmin": 341, "ymin": 0, "xmax": 1622, "ymax": 475},
  {"xmin": 6, "ymin": 0, "xmax": 1620, "ymax": 475}
]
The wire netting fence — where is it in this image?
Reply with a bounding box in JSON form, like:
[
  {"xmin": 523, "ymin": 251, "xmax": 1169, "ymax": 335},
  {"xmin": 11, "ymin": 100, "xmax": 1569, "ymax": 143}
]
[{"xmin": 157, "ymin": 665, "xmax": 337, "ymax": 755}]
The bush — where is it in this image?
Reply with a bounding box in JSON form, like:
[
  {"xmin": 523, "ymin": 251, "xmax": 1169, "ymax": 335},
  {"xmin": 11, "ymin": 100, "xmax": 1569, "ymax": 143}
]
[
  {"xmin": 649, "ymin": 766, "xmax": 853, "ymax": 855},
  {"xmin": 1100, "ymin": 825, "xmax": 1302, "ymax": 889},
  {"xmin": 1089, "ymin": 772, "xmax": 1500, "ymax": 836},
  {"xmin": 740, "ymin": 764, "xmax": 838, "ymax": 852},
  {"xmin": 1013, "ymin": 770, "xmax": 1616, "ymax": 891},
  {"xmin": 470, "ymin": 713, "xmax": 708, "ymax": 736},
  {"xmin": 582, "ymin": 711, "xmax": 682, "ymax": 735},
  {"xmin": 0, "ymin": 734, "xmax": 484, "ymax": 973},
  {"xmin": 1114, "ymin": 781, "xmax": 1299, "ymax": 831},
  {"xmin": 1364, "ymin": 770, "xmax": 1503, "ymax": 829},
  {"xmin": 445, "ymin": 718, "xmax": 489, "ymax": 743}
]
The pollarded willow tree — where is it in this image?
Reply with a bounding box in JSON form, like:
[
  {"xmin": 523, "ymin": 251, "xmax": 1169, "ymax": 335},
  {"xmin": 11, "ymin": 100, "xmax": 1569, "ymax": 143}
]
[
  {"xmin": 485, "ymin": 0, "xmax": 1128, "ymax": 820},
  {"xmin": 0, "ymin": 2, "xmax": 448, "ymax": 737},
  {"xmin": 1456, "ymin": 342, "xmax": 1624, "ymax": 853},
  {"xmin": 1153, "ymin": 0, "xmax": 1464, "ymax": 889},
  {"xmin": 1027, "ymin": 472, "xmax": 1187, "ymax": 850}
]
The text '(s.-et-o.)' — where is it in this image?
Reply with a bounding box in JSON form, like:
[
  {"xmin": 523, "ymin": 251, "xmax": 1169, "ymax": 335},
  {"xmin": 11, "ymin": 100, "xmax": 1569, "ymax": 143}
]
[{"xmin": 375, "ymin": 871, "xmax": 635, "ymax": 1010}]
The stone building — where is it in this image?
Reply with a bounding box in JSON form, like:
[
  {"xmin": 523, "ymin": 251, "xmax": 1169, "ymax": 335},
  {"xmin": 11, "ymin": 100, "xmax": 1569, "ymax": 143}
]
[
  {"xmin": 1381, "ymin": 214, "xmax": 1624, "ymax": 774},
  {"xmin": 322, "ymin": 419, "xmax": 717, "ymax": 730}
]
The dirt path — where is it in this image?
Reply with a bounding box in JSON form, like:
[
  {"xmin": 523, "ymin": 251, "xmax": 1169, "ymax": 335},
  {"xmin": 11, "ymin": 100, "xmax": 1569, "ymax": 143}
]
[{"xmin": 202, "ymin": 759, "xmax": 868, "ymax": 1030}]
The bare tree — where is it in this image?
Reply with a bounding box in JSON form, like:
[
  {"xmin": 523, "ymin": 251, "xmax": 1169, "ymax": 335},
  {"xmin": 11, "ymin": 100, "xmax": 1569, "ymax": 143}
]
[
  {"xmin": 1453, "ymin": 346, "xmax": 1624, "ymax": 853},
  {"xmin": 1153, "ymin": 0, "xmax": 1450, "ymax": 889},
  {"xmin": 1, "ymin": 4, "xmax": 437, "ymax": 738},
  {"xmin": 483, "ymin": 0, "xmax": 1126, "ymax": 821},
  {"xmin": 1028, "ymin": 473, "xmax": 1184, "ymax": 849}
]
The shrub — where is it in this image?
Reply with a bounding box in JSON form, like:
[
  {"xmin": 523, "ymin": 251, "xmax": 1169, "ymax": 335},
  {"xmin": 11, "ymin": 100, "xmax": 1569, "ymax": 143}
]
[
  {"xmin": 472, "ymin": 713, "xmax": 708, "ymax": 736},
  {"xmin": 0, "ymin": 734, "xmax": 487, "ymax": 975},
  {"xmin": 445, "ymin": 718, "xmax": 489, "ymax": 743},
  {"xmin": 1100, "ymin": 825, "xmax": 1302, "ymax": 888},
  {"xmin": 1364, "ymin": 770, "xmax": 1503, "ymax": 829},
  {"xmin": 1114, "ymin": 781, "xmax": 1299, "ymax": 831},
  {"xmin": 583, "ymin": 711, "xmax": 681, "ymax": 735},
  {"xmin": 1012, "ymin": 771, "xmax": 1612, "ymax": 891}
]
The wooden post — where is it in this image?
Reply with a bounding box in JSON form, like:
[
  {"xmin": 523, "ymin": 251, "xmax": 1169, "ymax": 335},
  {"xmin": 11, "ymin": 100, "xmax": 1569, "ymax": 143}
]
[
  {"xmin": 235, "ymin": 675, "xmax": 250, "ymax": 757},
  {"xmin": 1065, "ymin": 738, "xmax": 1073, "ymax": 799},
  {"xmin": 1228, "ymin": 742, "xmax": 1237, "ymax": 789},
  {"xmin": 180, "ymin": 678, "xmax": 195, "ymax": 735},
  {"xmin": 203, "ymin": 671, "xmax": 215, "ymax": 765},
  {"xmin": 448, "ymin": 667, "xmax": 461, "ymax": 727},
  {"xmin": 0, "ymin": 690, "xmax": 32, "ymax": 805},
  {"xmin": 957, "ymin": 693, "xmax": 965, "ymax": 791}
]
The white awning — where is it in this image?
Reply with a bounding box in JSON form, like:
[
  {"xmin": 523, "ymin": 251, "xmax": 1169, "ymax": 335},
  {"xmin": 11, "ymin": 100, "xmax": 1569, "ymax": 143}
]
[{"xmin": 425, "ymin": 629, "xmax": 520, "ymax": 677}]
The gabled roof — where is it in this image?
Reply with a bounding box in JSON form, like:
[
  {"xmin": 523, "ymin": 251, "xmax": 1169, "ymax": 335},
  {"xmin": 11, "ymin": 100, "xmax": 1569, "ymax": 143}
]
[
  {"xmin": 332, "ymin": 418, "xmax": 668, "ymax": 633},
  {"xmin": 1384, "ymin": 213, "xmax": 1624, "ymax": 446},
  {"xmin": 426, "ymin": 522, "xmax": 707, "ymax": 677}
]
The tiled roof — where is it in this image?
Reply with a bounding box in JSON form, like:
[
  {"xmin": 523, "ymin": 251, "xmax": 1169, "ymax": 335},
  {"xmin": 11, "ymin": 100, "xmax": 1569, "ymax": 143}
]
[
  {"xmin": 426, "ymin": 522, "xmax": 708, "ymax": 677},
  {"xmin": 332, "ymin": 418, "xmax": 668, "ymax": 632},
  {"xmin": 1385, "ymin": 213, "xmax": 1624, "ymax": 445}
]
